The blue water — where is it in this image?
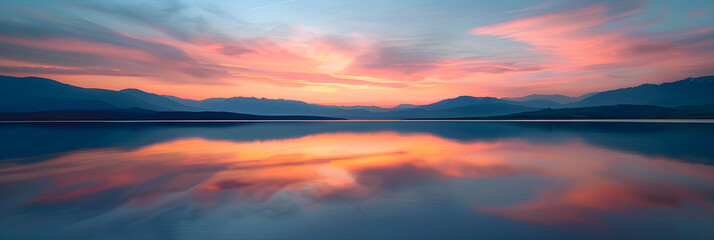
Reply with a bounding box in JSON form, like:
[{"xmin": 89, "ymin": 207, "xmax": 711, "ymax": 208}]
[{"xmin": 1, "ymin": 121, "xmax": 713, "ymax": 239}]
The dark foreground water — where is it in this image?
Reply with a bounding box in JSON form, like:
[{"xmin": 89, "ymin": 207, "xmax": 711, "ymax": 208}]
[{"xmin": 1, "ymin": 121, "xmax": 713, "ymax": 239}]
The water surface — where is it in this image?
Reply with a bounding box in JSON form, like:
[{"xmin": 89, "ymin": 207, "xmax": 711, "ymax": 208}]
[{"xmin": 1, "ymin": 122, "xmax": 713, "ymax": 239}]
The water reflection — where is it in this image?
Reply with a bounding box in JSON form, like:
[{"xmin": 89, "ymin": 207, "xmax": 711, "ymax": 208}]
[{"xmin": 1, "ymin": 122, "xmax": 713, "ymax": 239}]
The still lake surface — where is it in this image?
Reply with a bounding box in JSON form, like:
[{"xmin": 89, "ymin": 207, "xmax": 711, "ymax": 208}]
[{"xmin": 1, "ymin": 121, "xmax": 713, "ymax": 239}]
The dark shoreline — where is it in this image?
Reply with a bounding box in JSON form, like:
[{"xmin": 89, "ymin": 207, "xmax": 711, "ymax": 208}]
[{"xmin": 0, "ymin": 109, "xmax": 344, "ymax": 121}]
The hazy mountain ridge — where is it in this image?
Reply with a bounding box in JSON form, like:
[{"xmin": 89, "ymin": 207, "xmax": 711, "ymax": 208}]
[
  {"xmin": 162, "ymin": 95, "xmax": 542, "ymax": 118},
  {"xmin": 419, "ymin": 96, "xmax": 505, "ymax": 110},
  {"xmin": 0, "ymin": 108, "xmax": 343, "ymax": 121},
  {"xmin": 517, "ymin": 99, "xmax": 562, "ymax": 108},
  {"xmin": 119, "ymin": 89, "xmax": 204, "ymax": 112},
  {"xmin": 352, "ymin": 102, "xmax": 539, "ymax": 119},
  {"xmin": 504, "ymin": 93, "xmax": 598, "ymax": 104},
  {"xmin": 169, "ymin": 96, "xmax": 374, "ymax": 117},
  {"xmin": 2, "ymin": 75, "xmax": 714, "ymax": 119}
]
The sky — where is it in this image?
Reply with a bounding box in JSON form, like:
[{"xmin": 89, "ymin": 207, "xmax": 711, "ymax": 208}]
[{"xmin": 0, "ymin": 0, "xmax": 713, "ymax": 106}]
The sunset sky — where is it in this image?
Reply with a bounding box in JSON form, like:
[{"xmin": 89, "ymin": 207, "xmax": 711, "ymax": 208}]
[{"xmin": 1, "ymin": 0, "xmax": 713, "ymax": 106}]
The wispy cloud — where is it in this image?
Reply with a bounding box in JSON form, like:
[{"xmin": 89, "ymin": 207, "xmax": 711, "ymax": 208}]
[
  {"xmin": 248, "ymin": 0, "xmax": 296, "ymax": 11},
  {"xmin": 470, "ymin": 1, "xmax": 714, "ymax": 94},
  {"xmin": 0, "ymin": 0, "xmax": 713, "ymax": 104}
]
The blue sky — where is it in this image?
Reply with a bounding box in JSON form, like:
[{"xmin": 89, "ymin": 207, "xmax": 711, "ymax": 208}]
[{"xmin": 0, "ymin": 0, "xmax": 713, "ymax": 105}]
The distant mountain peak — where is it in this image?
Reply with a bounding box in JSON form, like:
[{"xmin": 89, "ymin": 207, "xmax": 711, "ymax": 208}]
[
  {"xmin": 452, "ymin": 96, "xmax": 496, "ymax": 100},
  {"xmin": 453, "ymin": 95, "xmax": 475, "ymax": 99},
  {"xmin": 217, "ymin": 96, "xmax": 310, "ymax": 104},
  {"xmin": 0, "ymin": 75, "xmax": 169, "ymax": 112},
  {"xmin": 4, "ymin": 74, "xmax": 714, "ymax": 119},
  {"xmin": 680, "ymin": 76, "xmax": 714, "ymax": 83},
  {"xmin": 394, "ymin": 104, "xmax": 419, "ymax": 109},
  {"xmin": 119, "ymin": 88, "xmax": 146, "ymax": 93},
  {"xmin": 419, "ymin": 95, "xmax": 506, "ymax": 111},
  {"xmin": 503, "ymin": 94, "xmax": 580, "ymax": 105},
  {"xmin": 571, "ymin": 75, "xmax": 714, "ymax": 107}
]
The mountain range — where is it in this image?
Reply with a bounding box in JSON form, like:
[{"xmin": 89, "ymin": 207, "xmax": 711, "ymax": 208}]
[
  {"xmin": 0, "ymin": 108, "xmax": 342, "ymax": 121},
  {"xmin": 567, "ymin": 76, "xmax": 714, "ymax": 107},
  {"xmin": 411, "ymin": 104, "xmax": 714, "ymax": 120},
  {"xmin": 1, "ymin": 75, "xmax": 714, "ymax": 120}
]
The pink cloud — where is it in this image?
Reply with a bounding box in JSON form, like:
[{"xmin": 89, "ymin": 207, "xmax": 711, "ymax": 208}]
[
  {"xmin": 2, "ymin": 1, "xmax": 713, "ymax": 105},
  {"xmin": 687, "ymin": 9, "xmax": 709, "ymax": 18},
  {"xmin": 472, "ymin": 4, "xmax": 662, "ymax": 66},
  {"xmin": 470, "ymin": 2, "xmax": 714, "ymax": 96}
]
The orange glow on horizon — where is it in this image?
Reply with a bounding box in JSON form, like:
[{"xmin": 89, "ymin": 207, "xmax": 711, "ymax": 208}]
[
  {"xmin": 1, "ymin": 2, "xmax": 714, "ymax": 106},
  {"xmin": 2, "ymin": 131, "xmax": 713, "ymax": 226}
]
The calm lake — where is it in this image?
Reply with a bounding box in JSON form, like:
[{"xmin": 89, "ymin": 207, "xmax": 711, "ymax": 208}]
[{"xmin": 1, "ymin": 121, "xmax": 713, "ymax": 239}]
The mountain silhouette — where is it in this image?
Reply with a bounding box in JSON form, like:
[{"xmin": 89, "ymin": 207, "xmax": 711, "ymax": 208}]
[
  {"xmin": 0, "ymin": 108, "xmax": 344, "ymax": 121},
  {"xmin": 166, "ymin": 96, "xmax": 373, "ymax": 117},
  {"xmin": 419, "ymin": 96, "xmax": 505, "ymax": 110},
  {"xmin": 0, "ymin": 76, "xmax": 170, "ymax": 112},
  {"xmin": 511, "ymin": 99, "xmax": 562, "ymax": 108},
  {"xmin": 2, "ymin": 74, "xmax": 714, "ymax": 119},
  {"xmin": 159, "ymin": 95, "xmax": 542, "ymax": 119},
  {"xmin": 393, "ymin": 104, "xmax": 419, "ymax": 109},
  {"xmin": 570, "ymin": 76, "xmax": 714, "ymax": 107},
  {"xmin": 354, "ymin": 102, "xmax": 539, "ymax": 119},
  {"xmin": 414, "ymin": 104, "xmax": 714, "ymax": 120},
  {"xmin": 419, "ymin": 95, "xmax": 564, "ymax": 109},
  {"xmin": 119, "ymin": 89, "xmax": 203, "ymax": 112},
  {"xmin": 504, "ymin": 93, "xmax": 597, "ymax": 104}
]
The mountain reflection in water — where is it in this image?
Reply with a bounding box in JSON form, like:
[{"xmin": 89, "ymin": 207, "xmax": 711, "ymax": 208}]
[{"xmin": 1, "ymin": 122, "xmax": 713, "ymax": 239}]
